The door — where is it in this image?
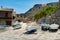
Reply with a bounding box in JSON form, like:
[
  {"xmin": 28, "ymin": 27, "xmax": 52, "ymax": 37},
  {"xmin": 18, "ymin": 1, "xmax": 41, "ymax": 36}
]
[{"xmin": 6, "ymin": 21, "xmax": 11, "ymax": 26}]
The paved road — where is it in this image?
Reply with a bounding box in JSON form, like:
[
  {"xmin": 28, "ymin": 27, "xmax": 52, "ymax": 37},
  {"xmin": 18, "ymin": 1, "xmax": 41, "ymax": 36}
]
[{"xmin": 0, "ymin": 26, "xmax": 60, "ymax": 40}]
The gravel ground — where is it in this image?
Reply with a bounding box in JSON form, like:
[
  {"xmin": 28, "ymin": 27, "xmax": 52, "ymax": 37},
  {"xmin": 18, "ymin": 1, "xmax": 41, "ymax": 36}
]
[{"xmin": 0, "ymin": 26, "xmax": 60, "ymax": 40}]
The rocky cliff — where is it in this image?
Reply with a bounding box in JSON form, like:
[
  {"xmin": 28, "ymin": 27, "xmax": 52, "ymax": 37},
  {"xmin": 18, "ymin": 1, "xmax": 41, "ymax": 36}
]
[
  {"xmin": 16, "ymin": 2, "xmax": 60, "ymax": 23},
  {"xmin": 25, "ymin": 4, "xmax": 46, "ymax": 21},
  {"xmin": 25, "ymin": 2, "xmax": 58, "ymax": 21}
]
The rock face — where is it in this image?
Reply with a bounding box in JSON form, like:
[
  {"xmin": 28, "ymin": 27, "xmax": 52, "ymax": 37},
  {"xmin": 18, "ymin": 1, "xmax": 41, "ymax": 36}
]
[
  {"xmin": 25, "ymin": 4, "xmax": 45, "ymax": 16},
  {"xmin": 47, "ymin": 2, "xmax": 58, "ymax": 6},
  {"xmin": 49, "ymin": 9, "xmax": 60, "ymax": 25},
  {"xmin": 37, "ymin": 2, "xmax": 59, "ymax": 24},
  {"xmin": 25, "ymin": 2, "xmax": 58, "ymax": 21},
  {"xmin": 25, "ymin": 4, "xmax": 46, "ymax": 21},
  {"xmin": 16, "ymin": 2, "xmax": 59, "ymax": 22},
  {"xmin": 38, "ymin": 8, "xmax": 60, "ymax": 25}
]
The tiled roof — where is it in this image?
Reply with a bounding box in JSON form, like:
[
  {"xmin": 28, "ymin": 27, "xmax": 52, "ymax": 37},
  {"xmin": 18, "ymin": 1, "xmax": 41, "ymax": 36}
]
[{"xmin": 0, "ymin": 8, "xmax": 13, "ymax": 11}]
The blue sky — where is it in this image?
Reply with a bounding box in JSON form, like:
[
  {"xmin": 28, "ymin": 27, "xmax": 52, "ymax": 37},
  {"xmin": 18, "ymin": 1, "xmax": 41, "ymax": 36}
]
[{"xmin": 0, "ymin": 0, "xmax": 58, "ymax": 13}]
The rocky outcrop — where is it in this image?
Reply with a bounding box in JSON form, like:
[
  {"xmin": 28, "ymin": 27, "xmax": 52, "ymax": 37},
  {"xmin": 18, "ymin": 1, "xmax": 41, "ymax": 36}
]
[
  {"xmin": 25, "ymin": 4, "xmax": 46, "ymax": 21},
  {"xmin": 37, "ymin": 8, "xmax": 60, "ymax": 25},
  {"xmin": 25, "ymin": 4, "xmax": 43, "ymax": 17},
  {"xmin": 16, "ymin": 2, "xmax": 59, "ymax": 22},
  {"xmin": 47, "ymin": 2, "xmax": 58, "ymax": 6},
  {"xmin": 49, "ymin": 9, "xmax": 60, "ymax": 25},
  {"xmin": 25, "ymin": 2, "xmax": 58, "ymax": 21}
]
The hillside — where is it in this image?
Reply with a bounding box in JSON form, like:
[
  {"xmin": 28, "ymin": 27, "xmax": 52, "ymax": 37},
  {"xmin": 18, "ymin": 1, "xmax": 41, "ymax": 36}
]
[
  {"xmin": 24, "ymin": 2, "xmax": 58, "ymax": 21},
  {"xmin": 45, "ymin": 8, "xmax": 60, "ymax": 25},
  {"xmin": 25, "ymin": 4, "xmax": 45, "ymax": 16},
  {"xmin": 25, "ymin": 4, "xmax": 46, "ymax": 21},
  {"xmin": 16, "ymin": 2, "xmax": 59, "ymax": 22},
  {"xmin": 36, "ymin": 6, "xmax": 60, "ymax": 25}
]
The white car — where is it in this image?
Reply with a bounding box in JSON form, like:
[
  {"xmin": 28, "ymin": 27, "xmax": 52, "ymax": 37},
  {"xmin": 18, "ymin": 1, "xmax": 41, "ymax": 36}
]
[
  {"xmin": 49, "ymin": 23, "xmax": 59, "ymax": 32},
  {"xmin": 40, "ymin": 23, "xmax": 50, "ymax": 31},
  {"xmin": 13, "ymin": 24, "xmax": 21, "ymax": 30},
  {"xmin": 0, "ymin": 25, "xmax": 8, "ymax": 29}
]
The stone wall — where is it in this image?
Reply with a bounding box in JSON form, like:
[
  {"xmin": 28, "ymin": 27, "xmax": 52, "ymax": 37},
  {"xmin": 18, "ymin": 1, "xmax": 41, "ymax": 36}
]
[{"xmin": 38, "ymin": 9, "xmax": 60, "ymax": 25}]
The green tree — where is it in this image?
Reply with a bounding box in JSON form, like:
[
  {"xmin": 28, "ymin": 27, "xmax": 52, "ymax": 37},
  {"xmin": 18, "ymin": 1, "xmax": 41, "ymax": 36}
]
[{"xmin": 34, "ymin": 5, "xmax": 59, "ymax": 21}]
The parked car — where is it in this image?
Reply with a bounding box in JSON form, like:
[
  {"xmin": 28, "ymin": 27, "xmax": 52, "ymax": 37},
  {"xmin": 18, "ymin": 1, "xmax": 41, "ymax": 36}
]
[
  {"xmin": 12, "ymin": 24, "xmax": 21, "ymax": 30},
  {"xmin": 49, "ymin": 23, "xmax": 59, "ymax": 32},
  {"xmin": 24, "ymin": 28, "xmax": 37, "ymax": 34},
  {"xmin": 40, "ymin": 23, "xmax": 50, "ymax": 31},
  {"xmin": 58, "ymin": 25, "xmax": 60, "ymax": 29},
  {"xmin": 0, "ymin": 25, "xmax": 8, "ymax": 29}
]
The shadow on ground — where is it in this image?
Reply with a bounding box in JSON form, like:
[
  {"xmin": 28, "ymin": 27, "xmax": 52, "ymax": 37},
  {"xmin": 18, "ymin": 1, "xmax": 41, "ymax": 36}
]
[{"xmin": 0, "ymin": 29, "xmax": 8, "ymax": 33}]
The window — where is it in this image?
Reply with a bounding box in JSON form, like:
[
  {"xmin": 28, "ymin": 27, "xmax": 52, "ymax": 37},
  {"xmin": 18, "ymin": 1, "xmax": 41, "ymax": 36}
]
[{"xmin": 5, "ymin": 12, "xmax": 8, "ymax": 17}]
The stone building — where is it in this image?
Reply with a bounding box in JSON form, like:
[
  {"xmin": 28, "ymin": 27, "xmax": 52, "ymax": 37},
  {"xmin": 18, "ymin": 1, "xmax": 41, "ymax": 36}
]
[{"xmin": 16, "ymin": 13, "xmax": 25, "ymax": 22}]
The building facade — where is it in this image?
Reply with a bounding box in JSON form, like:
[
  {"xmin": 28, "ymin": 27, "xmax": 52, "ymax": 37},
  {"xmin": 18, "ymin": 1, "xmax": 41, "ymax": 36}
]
[{"xmin": 0, "ymin": 8, "xmax": 13, "ymax": 26}]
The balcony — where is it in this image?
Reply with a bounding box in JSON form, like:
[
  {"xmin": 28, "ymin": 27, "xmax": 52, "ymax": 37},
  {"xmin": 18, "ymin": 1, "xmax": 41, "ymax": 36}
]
[{"xmin": 0, "ymin": 17, "xmax": 12, "ymax": 19}]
